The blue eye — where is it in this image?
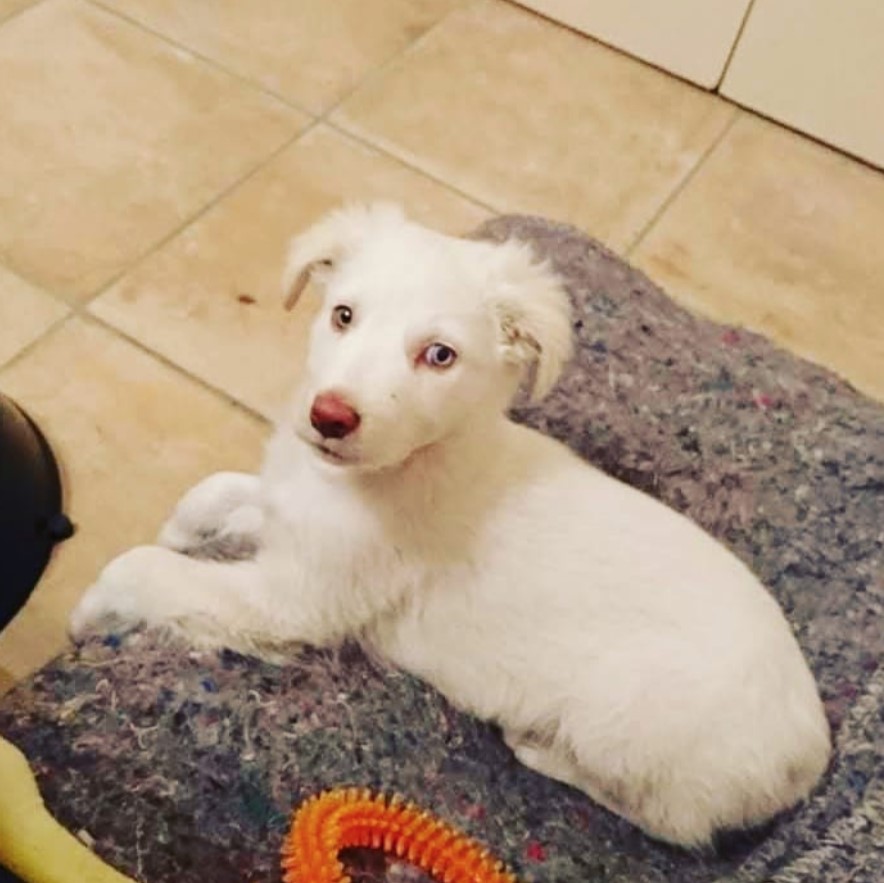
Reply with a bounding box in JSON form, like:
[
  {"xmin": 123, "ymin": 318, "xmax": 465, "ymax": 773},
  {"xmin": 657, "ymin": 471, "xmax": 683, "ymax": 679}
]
[{"xmin": 422, "ymin": 343, "xmax": 457, "ymax": 369}]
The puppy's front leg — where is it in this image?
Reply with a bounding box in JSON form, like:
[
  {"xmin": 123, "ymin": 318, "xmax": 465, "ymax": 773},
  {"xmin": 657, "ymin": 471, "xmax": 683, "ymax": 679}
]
[{"xmin": 70, "ymin": 545, "xmax": 297, "ymax": 657}]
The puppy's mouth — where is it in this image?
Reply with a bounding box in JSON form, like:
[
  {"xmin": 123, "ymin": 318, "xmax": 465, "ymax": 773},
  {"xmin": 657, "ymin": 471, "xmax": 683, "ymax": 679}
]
[
  {"xmin": 311, "ymin": 440, "xmax": 356, "ymax": 465},
  {"xmin": 293, "ymin": 423, "xmax": 356, "ymax": 465}
]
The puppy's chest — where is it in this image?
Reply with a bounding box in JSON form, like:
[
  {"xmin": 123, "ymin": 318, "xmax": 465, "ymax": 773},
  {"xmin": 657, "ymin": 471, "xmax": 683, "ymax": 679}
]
[{"xmin": 263, "ymin": 484, "xmax": 408, "ymax": 574}]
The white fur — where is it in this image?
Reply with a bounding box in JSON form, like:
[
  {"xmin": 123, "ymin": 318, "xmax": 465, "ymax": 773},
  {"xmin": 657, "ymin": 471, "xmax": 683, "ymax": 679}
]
[{"xmin": 71, "ymin": 204, "xmax": 830, "ymax": 847}]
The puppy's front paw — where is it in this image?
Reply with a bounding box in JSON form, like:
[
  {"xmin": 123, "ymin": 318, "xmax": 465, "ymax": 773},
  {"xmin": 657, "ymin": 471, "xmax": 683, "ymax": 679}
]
[
  {"xmin": 158, "ymin": 472, "xmax": 261, "ymax": 553},
  {"xmin": 69, "ymin": 546, "xmax": 171, "ymax": 640}
]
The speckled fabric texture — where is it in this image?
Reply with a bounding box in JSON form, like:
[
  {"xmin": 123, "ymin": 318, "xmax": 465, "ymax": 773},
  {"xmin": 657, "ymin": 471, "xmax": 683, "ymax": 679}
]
[{"xmin": 1, "ymin": 217, "xmax": 882, "ymax": 883}]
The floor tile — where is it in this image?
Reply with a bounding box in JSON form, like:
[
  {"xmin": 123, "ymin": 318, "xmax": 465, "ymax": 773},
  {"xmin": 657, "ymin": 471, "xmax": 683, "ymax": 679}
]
[
  {"xmin": 0, "ymin": 665, "xmax": 14, "ymax": 695},
  {"xmin": 0, "ymin": 265, "xmax": 68, "ymax": 367},
  {"xmin": 90, "ymin": 124, "xmax": 490, "ymax": 418},
  {"xmin": 633, "ymin": 114, "xmax": 884, "ymax": 402},
  {"xmin": 0, "ymin": 0, "xmax": 33, "ymax": 23},
  {"xmin": 98, "ymin": 0, "xmax": 465, "ymax": 114},
  {"xmin": 0, "ymin": 604, "xmax": 65, "ymax": 693},
  {"xmin": 334, "ymin": 0, "xmax": 734, "ymax": 250},
  {"xmin": 0, "ymin": 318, "xmax": 268, "ymax": 682},
  {"xmin": 0, "ymin": 0, "xmax": 306, "ymax": 302}
]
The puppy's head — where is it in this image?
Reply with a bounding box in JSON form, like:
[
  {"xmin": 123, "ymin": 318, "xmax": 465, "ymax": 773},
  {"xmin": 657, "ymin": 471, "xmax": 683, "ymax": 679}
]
[{"xmin": 282, "ymin": 203, "xmax": 572, "ymax": 472}]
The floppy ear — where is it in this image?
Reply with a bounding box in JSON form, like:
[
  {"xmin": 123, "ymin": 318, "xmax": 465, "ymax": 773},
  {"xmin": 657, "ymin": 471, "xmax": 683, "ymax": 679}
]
[
  {"xmin": 281, "ymin": 202, "xmax": 406, "ymax": 310},
  {"xmin": 485, "ymin": 241, "xmax": 574, "ymax": 400}
]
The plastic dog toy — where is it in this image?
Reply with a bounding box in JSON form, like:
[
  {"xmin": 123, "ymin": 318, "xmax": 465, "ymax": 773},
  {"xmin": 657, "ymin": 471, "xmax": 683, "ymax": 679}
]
[{"xmin": 282, "ymin": 788, "xmax": 518, "ymax": 883}]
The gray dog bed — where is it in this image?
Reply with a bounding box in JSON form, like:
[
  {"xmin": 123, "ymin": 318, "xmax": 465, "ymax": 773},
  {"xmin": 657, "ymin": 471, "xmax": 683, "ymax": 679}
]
[{"xmin": 1, "ymin": 217, "xmax": 882, "ymax": 883}]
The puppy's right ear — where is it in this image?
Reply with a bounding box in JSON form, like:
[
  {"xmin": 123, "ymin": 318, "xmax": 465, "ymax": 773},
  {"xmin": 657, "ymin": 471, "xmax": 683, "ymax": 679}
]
[
  {"xmin": 281, "ymin": 211, "xmax": 350, "ymax": 311},
  {"xmin": 281, "ymin": 203, "xmax": 406, "ymax": 310}
]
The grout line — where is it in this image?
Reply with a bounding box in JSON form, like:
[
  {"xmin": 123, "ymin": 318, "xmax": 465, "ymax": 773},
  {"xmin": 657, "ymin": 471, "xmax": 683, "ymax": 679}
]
[
  {"xmin": 624, "ymin": 107, "xmax": 742, "ymax": 258},
  {"xmin": 715, "ymin": 0, "xmax": 759, "ymax": 91},
  {"xmin": 85, "ymin": 0, "xmax": 316, "ymax": 118},
  {"xmin": 82, "ymin": 311, "xmax": 273, "ymax": 426},
  {"xmin": 0, "ymin": 311, "xmax": 75, "ymax": 375}
]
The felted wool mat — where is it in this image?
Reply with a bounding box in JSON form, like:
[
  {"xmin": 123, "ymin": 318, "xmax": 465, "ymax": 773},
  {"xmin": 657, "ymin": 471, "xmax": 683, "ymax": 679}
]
[{"xmin": 0, "ymin": 216, "xmax": 882, "ymax": 883}]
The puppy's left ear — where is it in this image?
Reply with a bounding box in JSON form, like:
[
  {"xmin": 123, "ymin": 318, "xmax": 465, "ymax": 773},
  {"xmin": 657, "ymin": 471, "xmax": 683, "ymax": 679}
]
[{"xmin": 486, "ymin": 241, "xmax": 574, "ymax": 400}]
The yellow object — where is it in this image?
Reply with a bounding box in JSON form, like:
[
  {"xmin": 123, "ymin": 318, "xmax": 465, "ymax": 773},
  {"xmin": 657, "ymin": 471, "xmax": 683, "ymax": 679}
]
[{"xmin": 0, "ymin": 735, "xmax": 135, "ymax": 883}]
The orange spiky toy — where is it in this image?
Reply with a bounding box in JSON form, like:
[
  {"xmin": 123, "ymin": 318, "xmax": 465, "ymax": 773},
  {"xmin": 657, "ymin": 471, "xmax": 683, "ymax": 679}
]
[{"xmin": 282, "ymin": 788, "xmax": 519, "ymax": 883}]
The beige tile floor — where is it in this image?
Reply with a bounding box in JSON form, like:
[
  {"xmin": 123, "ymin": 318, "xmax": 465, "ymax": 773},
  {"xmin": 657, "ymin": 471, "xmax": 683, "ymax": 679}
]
[{"xmin": 1, "ymin": 0, "xmax": 882, "ymax": 692}]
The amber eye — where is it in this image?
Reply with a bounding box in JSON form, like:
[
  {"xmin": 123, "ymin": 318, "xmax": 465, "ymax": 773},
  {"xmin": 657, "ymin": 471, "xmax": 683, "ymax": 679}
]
[
  {"xmin": 421, "ymin": 343, "xmax": 457, "ymax": 369},
  {"xmin": 331, "ymin": 305, "xmax": 353, "ymax": 331}
]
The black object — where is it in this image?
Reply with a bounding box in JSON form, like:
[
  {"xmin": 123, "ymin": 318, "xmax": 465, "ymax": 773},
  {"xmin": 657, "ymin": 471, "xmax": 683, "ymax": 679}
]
[{"xmin": 0, "ymin": 393, "xmax": 74, "ymax": 632}]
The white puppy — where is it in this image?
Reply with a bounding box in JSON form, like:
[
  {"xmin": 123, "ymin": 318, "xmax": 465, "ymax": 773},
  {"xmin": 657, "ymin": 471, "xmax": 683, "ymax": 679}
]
[{"xmin": 71, "ymin": 204, "xmax": 830, "ymax": 847}]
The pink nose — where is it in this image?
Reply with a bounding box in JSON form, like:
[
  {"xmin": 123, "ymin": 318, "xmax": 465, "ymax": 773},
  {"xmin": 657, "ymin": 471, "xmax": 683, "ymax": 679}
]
[{"xmin": 310, "ymin": 392, "xmax": 361, "ymax": 440}]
